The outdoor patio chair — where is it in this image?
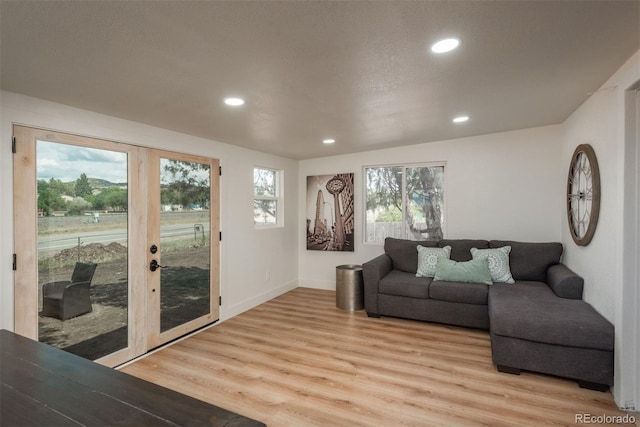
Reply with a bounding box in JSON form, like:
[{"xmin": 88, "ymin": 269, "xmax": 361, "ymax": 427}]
[{"xmin": 41, "ymin": 262, "xmax": 98, "ymax": 320}]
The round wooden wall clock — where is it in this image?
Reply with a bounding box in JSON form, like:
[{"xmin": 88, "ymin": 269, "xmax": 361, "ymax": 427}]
[{"xmin": 566, "ymin": 144, "xmax": 600, "ymax": 246}]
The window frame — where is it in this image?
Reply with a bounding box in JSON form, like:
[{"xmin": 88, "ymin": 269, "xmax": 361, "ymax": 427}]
[
  {"xmin": 363, "ymin": 162, "xmax": 446, "ymax": 244},
  {"xmin": 253, "ymin": 166, "xmax": 284, "ymax": 228}
]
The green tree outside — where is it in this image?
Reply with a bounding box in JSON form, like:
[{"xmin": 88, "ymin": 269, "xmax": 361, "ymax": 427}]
[
  {"xmin": 161, "ymin": 160, "xmax": 210, "ymax": 208},
  {"xmin": 37, "ymin": 179, "xmax": 68, "ymax": 215},
  {"xmin": 74, "ymin": 173, "xmax": 93, "ymax": 198}
]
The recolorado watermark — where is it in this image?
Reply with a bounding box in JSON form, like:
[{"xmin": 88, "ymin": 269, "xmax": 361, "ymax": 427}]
[{"xmin": 575, "ymin": 413, "xmax": 636, "ymax": 424}]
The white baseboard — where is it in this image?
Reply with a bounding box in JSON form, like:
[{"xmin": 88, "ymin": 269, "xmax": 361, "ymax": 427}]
[
  {"xmin": 298, "ymin": 278, "xmax": 335, "ymax": 290},
  {"xmin": 220, "ymin": 279, "xmax": 299, "ymax": 321}
]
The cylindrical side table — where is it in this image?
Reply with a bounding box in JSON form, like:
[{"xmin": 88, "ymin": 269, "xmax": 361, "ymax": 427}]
[{"xmin": 336, "ymin": 264, "xmax": 364, "ymax": 311}]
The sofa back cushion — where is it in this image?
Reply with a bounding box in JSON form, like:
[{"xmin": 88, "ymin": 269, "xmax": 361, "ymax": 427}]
[
  {"xmin": 383, "ymin": 238, "xmax": 563, "ymax": 279},
  {"xmin": 489, "ymin": 240, "xmax": 562, "ymax": 281},
  {"xmin": 384, "ymin": 238, "xmax": 437, "ymax": 273},
  {"xmin": 439, "ymin": 239, "xmax": 489, "ymax": 262}
]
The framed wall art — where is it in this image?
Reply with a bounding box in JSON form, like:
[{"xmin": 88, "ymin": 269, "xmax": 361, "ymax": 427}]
[{"xmin": 306, "ymin": 173, "xmax": 354, "ymax": 251}]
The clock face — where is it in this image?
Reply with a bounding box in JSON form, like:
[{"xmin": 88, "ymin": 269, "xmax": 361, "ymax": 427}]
[
  {"xmin": 326, "ymin": 177, "xmax": 345, "ymax": 195},
  {"xmin": 566, "ymin": 144, "xmax": 600, "ymax": 246}
]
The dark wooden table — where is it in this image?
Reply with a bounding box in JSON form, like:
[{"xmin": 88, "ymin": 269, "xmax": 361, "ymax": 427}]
[{"xmin": 0, "ymin": 329, "xmax": 265, "ymax": 426}]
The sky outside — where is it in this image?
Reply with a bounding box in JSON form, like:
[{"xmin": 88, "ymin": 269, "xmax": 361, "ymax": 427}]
[
  {"xmin": 36, "ymin": 140, "xmax": 128, "ymax": 184},
  {"xmin": 37, "ymin": 140, "xmax": 211, "ymax": 186}
]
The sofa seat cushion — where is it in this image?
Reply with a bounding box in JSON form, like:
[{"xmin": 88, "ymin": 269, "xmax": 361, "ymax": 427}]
[
  {"xmin": 489, "ymin": 282, "xmax": 614, "ymax": 351},
  {"xmin": 379, "ymin": 270, "xmax": 431, "ymax": 298},
  {"xmin": 429, "ymin": 281, "xmax": 488, "ymax": 305}
]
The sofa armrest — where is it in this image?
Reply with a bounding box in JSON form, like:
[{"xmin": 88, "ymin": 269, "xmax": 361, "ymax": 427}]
[
  {"xmin": 546, "ymin": 263, "xmax": 584, "ymax": 299},
  {"xmin": 362, "ymin": 254, "xmax": 393, "ymax": 315}
]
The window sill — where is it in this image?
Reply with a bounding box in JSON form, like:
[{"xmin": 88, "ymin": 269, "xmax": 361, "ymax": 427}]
[{"xmin": 254, "ymin": 223, "xmax": 284, "ymax": 230}]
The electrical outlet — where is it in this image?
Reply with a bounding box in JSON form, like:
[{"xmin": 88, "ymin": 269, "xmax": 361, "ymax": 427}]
[{"xmin": 265, "ymin": 271, "xmax": 270, "ymax": 281}]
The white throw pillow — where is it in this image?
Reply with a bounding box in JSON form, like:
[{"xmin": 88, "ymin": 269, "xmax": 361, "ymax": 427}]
[
  {"xmin": 470, "ymin": 246, "xmax": 515, "ymax": 284},
  {"xmin": 416, "ymin": 245, "xmax": 451, "ymax": 278}
]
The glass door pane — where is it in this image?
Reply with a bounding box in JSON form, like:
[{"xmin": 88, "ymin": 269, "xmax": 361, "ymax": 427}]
[
  {"xmin": 36, "ymin": 140, "xmax": 129, "ymax": 360},
  {"xmin": 158, "ymin": 158, "xmax": 211, "ymax": 332},
  {"xmin": 147, "ymin": 151, "xmax": 218, "ymax": 349}
]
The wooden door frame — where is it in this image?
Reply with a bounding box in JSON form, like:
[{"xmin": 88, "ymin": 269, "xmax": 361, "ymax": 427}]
[{"xmin": 12, "ymin": 125, "xmax": 220, "ymax": 366}]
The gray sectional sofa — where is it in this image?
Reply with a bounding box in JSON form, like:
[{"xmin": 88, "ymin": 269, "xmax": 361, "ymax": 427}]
[{"xmin": 362, "ymin": 238, "xmax": 614, "ymax": 390}]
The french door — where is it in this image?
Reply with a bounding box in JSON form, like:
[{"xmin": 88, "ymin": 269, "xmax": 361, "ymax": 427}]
[
  {"xmin": 146, "ymin": 150, "xmax": 219, "ymax": 349},
  {"xmin": 13, "ymin": 126, "xmax": 219, "ymax": 367}
]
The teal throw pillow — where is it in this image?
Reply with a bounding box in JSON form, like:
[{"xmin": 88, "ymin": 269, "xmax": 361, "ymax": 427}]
[
  {"xmin": 470, "ymin": 246, "xmax": 515, "ymax": 284},
  {"xmin": 416, "ymin": 245, "xmax": 451, "ymax": 278},
  {"xmin": 433, "ymin": 257, "xmax": 493, "ymax": 285}
]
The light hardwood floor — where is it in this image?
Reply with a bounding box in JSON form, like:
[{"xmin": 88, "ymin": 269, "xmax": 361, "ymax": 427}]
[{"xmin": 122, "ymin": 288, "xmax": 634, "ymax": 426}]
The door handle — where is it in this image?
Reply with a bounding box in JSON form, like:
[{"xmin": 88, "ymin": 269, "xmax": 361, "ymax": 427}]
[{"xmin": 149, "ymin": 259, "xmax": 167, "ymax": 272}]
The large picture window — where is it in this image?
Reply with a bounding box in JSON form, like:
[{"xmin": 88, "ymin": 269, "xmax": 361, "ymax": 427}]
[{"xmin": 365, "ymin": 163, "xmax": 445, "ymax": 243}]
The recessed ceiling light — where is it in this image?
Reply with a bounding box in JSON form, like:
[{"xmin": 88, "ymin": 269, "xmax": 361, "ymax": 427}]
[
  {"xmin": 431, "ymin": 38, "xmax": 460, "ymax": 54},
  {"xmin": 452, "ymin": 115, "xmax": 469, "ymax": 123},
  {"xmin": 224, "ymin": 97, "xmax": 245, "ymax": 106},
  {"xmin": 322, "ymin": 139, "xmax": 335, "ymax": 144}
]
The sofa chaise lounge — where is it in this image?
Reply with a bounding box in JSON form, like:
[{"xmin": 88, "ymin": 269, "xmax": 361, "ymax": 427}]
[{"xmin": 362, "ymin": 238, "xmax": 614, "ymax": 391}]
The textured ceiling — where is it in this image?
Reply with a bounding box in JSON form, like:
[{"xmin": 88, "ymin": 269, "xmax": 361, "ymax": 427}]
[{"xmin": 1, "ymin": 1, "xmax": 639, "ymax": 160}]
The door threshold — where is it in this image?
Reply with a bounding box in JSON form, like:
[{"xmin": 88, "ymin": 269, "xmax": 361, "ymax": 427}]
[{"xmin": 116, "ymin": 320, "xmax": 219, "ymax": 370}]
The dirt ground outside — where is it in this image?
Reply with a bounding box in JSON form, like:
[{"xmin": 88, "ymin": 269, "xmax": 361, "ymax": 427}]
[{"xmin": 39, "ymin": 241, "xmax": 211, "ymax": 361}]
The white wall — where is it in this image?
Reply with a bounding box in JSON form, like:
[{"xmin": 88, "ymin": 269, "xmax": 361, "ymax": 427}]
[
  {"xmin": 626, "ymin": 86, "xmax": 640, "ymax": 415},
  {"xmin": 0, "ymin": 91, "xmax": 299, "ymax": 331},
  {"xmin": 298, "ymin": 125, "xmax": 563, "ymax": 289},
  {"xmin": 561, "ymin": 50, "xmax": 640, "ymax": 410}
]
